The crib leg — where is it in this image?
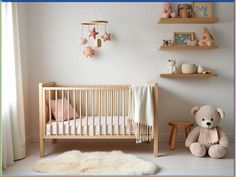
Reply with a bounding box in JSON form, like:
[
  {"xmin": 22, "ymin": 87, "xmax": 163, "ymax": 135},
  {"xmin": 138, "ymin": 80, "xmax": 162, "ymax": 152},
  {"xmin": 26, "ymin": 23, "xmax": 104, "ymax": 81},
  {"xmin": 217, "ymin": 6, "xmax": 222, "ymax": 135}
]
[
  {"xmin": 52, "ymin": 139, "xmax": 57, "ymax": 144},
  {"xmin": 40, "ymin": 138, "xmax": 45, "ymax": 158},
  {"xmin": 153, "ymin": 131, "xmax": 158, "ymax": 157}
]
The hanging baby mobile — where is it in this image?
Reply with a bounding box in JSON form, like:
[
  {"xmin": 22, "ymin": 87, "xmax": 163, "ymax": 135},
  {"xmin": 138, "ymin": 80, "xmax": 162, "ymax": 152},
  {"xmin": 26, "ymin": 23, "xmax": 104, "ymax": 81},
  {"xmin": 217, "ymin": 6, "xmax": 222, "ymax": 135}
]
[{"xmin": 80, "ymin": 20, "xmax": 111, "ymax": 58}]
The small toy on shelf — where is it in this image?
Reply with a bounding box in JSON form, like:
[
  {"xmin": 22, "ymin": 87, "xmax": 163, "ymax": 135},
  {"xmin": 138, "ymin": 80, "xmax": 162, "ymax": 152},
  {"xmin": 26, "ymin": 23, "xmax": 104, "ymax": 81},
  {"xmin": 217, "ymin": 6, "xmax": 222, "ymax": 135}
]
[
  {"xmin": 178, "ymin": 4, "xmax": 195, "ymax": 18},
  {"xmin": 199, "ymin": 28, "xmax": 214, "ymax": 47},
  {"xmin": 167, "ymin": 59, "xmax": 177, "ymax": 74},
  {"xmin": 197, "ymin": 65, "xmax": 204, "ymax": 74},
  {"xmin": 185, "ymin": 105, "xmax": 228, "ymax": 159},
  {"xmin": 186, "ymin": 39, "xmax": 198, "ymax": 46},
  {"xmin": 162, "ymin": 40, "xmax": 172, "ymax": 47},
  {"xmin": 202, "ymin": 70, "xmax": 212, "ymax": 74},
  {"xmin": 83, "ymin": 47, "xmax": 95, "ymax": 58},
  {"xmin": 161, "ymin": 2, "xmax": 176, "ymax": 18}
]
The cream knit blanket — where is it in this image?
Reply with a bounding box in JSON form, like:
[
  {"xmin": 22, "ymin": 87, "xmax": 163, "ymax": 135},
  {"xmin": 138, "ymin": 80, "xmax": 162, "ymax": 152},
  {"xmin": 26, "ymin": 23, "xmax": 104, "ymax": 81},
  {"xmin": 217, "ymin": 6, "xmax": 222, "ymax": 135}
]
[{"xmin": 128, "ymin": 85, "xmax": 154, "ymax": 143}]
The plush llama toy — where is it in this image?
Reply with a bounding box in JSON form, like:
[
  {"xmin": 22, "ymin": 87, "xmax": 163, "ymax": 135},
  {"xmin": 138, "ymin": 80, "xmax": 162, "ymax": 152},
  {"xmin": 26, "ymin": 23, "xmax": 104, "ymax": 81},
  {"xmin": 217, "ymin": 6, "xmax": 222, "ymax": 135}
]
[
  {"xmin": 167, "ymin": 59, "xmax": 177, "ymax": 74},
  {"xmin": 185, "ymin": 105, "xmax": 228, "ymax": 159}
]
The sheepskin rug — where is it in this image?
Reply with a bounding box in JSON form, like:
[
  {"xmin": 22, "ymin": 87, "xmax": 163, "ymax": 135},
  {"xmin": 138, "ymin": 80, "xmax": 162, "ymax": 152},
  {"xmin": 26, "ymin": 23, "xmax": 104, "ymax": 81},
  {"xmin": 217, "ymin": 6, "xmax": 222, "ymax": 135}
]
[{"xmin": 34, "ymin": 150, "xmax": 158, "ymax": 175}]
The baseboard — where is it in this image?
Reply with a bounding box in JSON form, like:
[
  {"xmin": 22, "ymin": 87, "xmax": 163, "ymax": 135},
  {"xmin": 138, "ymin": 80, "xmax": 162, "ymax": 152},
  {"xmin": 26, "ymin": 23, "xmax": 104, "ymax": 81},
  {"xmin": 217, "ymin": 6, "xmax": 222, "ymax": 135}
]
[{"xmin": 31, "ymin": 133, "xmax": 235, "ymax": 143}]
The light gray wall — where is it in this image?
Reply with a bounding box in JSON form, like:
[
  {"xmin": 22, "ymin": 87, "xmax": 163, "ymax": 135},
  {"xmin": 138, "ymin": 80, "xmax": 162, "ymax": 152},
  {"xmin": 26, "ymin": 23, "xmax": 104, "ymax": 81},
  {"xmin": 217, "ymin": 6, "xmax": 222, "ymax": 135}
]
[{"xmin": 18, "ymin": 2, "xmax": 234, "ymax": 142}]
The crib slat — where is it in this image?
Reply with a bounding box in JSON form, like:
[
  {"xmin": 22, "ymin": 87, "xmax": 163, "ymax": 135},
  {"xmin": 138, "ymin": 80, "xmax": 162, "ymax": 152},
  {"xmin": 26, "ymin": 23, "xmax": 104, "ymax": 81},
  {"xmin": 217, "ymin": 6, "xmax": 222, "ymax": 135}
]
[
  {"xmin": 111, "ymin": 90, "xmax": 114, "ymax": 135},
  {"xmin": 56, "ymin": 90, "xmax": 58, "ymax": 135},
  {"xmin": 42, "ymin": 90, "xmax": 46, "ymax": 136},
  {"xmin": 123, "ymin": 89, "xmax": 126, "ymax": 135},
  {"xmin": 92, "ymin": 90, "xmax": 94, "ymax": 135},
  {"xmin": 86, "ymin": 90, "xmax": 88, "ymax": 135},
  {"xmin": 62, "ymin": 90, "xmax": 65, "ymax": 135},
  {"xmin": 129, "ymin": 89, "xmax": 131, "ymax": 136},
  {"xmin": 73, "ymin": 90, "xmax": 76, "ymax": 135},
  {"xmin": 117, "ymin": 90, "xmax": 120, "ymax": 135},
  {"xmin": 68, "ymin": 91, "xmax": 70, "ymax": 135},
  {"xmin": 48, "ymin": 91, "xmax": 52, "ymax": 135},
  {"xmin": 105, "ymin": 90, "xmax": 108, "ymax": 135},
  {"xmin": 80, "ymin": 90, "xmax": 82, "ymax": 135},
  {"xmin": 99, "ymin": 90, "xmax": 101, "ymax": 135}
]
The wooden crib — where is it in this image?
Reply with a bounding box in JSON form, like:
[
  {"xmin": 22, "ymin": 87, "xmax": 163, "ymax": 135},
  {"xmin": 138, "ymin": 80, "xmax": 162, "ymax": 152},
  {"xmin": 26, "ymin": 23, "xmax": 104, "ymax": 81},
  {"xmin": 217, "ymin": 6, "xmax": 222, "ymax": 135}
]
[{"xmin": 39, "ymin": 81, "xmax": 158, "ymax": 157}]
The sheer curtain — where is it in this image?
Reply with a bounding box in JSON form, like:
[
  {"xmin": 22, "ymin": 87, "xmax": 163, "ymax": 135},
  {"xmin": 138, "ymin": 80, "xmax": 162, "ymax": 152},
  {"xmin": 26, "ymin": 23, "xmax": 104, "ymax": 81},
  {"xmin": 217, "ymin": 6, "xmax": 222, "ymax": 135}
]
[{"xmin": 1, "ymin": 3, "xmax": 26, "ymax": 169}]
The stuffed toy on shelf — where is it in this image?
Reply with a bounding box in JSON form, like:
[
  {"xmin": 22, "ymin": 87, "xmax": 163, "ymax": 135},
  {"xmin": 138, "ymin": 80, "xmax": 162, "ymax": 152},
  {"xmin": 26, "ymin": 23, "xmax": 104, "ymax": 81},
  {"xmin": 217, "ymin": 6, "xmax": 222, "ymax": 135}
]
[{"xmin": 185, "ymin": 105, "xmax": 228, "ymax": 159}]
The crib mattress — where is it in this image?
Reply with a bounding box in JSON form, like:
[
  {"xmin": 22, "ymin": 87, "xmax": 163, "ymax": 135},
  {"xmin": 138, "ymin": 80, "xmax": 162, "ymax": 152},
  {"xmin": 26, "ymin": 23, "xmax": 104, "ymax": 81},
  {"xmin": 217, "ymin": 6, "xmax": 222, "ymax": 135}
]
[{"xmin": 45, "ymin": 116, "xmax": 134, "ymax": 135}]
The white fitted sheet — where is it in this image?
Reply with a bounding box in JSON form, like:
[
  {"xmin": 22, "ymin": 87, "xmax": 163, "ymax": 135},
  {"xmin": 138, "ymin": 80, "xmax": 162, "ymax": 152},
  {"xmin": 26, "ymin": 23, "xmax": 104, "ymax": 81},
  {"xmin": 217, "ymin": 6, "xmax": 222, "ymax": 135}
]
[{"xmin": 46, "ymin": 116, "xmax": 134, "ymax": 135}]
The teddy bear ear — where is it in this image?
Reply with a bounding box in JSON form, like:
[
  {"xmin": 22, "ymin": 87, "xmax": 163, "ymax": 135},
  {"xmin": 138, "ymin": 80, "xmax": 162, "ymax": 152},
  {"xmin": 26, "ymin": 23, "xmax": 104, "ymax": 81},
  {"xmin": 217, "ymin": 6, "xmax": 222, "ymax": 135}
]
[
  {"xmin": 191, "ymin": 106, "xmax": 199, "ymax": 116},
  {"xmin": 217, "ymin": 108, "xmax": 225, "ymax": 119}
]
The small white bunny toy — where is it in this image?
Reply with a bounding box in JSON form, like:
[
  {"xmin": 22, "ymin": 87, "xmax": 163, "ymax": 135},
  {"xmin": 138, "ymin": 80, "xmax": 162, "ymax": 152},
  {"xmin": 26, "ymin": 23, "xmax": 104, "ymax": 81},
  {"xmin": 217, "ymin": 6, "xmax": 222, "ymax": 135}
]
[{"xmin": 167, "ymin": 59, "xmax": 177, "ymax": 74}]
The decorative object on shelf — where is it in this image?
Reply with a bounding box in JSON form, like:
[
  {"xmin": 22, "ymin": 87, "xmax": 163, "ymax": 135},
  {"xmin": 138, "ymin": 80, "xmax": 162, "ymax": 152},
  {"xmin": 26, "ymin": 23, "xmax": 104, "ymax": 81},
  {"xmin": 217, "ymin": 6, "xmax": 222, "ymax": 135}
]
[
  {"xmin": 193, "ymin": 2, "xmax": 213, "ymax": 18},
  {"xmin": 202, "ymin": 70, "xmax": 212, "ymax": 74},
  {"xmin": 186, "ymin": 39, "xmax": 198, "ymax": 46},
  {"xmin": 174, "ymin": 32, "xmax": 195, "ymax": 46},
  {"xmin": 197, "ymin": 65, "xmax": 205, "ymax": 74},
  {"xmin": 199, "ymin": 28, "xmax": 214, "ymax": 46},
  {"xmin": 185, "ymin": 105, "xmax": 228, "ymax": 159},
  {"xmin": 80, "ymin": 20, "xmax": 111, "ymax": 58},
  {"xmin": 83, "ymin": 47, "xmax": 95, "ymax": 58},
  {"xmin": 181, "ymin": 64, "xmax": 197, "ymax": 74},
  {"xmin": 167, "ymin": 59, "xmax": 177, "ymax": 74},
  {"xmin": 162, "ymin": 39, "xmax": 172, "ymax": 47},
  {"xmin": 161, "ymin": 2, "xmax": 176, "ymax": 18},
  {"xmin": 178, "ymin": 3, "xmax": 195, "ymax": 18}
]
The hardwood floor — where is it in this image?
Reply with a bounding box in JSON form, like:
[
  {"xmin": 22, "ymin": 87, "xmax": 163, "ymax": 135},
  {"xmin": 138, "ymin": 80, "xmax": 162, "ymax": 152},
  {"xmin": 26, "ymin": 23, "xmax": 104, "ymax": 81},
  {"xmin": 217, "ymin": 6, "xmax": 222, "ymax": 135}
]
[{"xmin": 3, "ymin": 142, "xmax": 234, "ymax": 176}]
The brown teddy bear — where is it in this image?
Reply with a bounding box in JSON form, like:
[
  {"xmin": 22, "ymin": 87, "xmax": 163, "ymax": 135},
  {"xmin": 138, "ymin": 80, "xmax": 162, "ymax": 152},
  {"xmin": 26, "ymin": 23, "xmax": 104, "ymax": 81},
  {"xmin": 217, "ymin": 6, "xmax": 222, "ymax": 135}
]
[
  {"xmin": 185, "ymin": 105, "xmax": 228, "ymax": 159},
  {"xmin": 198, "ymin": 28, "xmax": 214, "ymax": 46}
]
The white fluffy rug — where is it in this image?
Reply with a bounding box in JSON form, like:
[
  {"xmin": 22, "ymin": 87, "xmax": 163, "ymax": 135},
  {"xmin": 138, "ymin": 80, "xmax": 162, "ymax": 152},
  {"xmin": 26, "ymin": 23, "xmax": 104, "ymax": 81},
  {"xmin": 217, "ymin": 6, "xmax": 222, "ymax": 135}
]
[{"xmin": 34, "ymin": 150, "xmax": 158, "ymax": 175}]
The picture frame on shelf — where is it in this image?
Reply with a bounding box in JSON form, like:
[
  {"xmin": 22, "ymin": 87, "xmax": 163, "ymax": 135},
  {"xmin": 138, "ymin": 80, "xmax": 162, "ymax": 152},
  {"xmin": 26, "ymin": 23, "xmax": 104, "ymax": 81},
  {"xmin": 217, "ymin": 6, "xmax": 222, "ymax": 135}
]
[
  {"xmin": 173, "ymin": 32, "xmax": 195, "ymax": 46},
  {"xmin": 193, "ymin": 2, "xmax": 213, "ymax": 18}
]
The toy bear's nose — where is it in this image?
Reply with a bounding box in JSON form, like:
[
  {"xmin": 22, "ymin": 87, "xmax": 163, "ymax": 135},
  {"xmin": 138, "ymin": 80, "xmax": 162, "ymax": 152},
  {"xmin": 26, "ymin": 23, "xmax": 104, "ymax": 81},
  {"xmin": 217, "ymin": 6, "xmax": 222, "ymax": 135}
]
[{"xmin": 206, "ymin": 122, "xmax": 211, "ymax": 126}]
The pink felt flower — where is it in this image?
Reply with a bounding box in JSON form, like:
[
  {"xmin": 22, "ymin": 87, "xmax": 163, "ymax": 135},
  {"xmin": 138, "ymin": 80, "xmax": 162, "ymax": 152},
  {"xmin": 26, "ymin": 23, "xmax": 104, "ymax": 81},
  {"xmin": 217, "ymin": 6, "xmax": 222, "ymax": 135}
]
[
  {"xmin": 83, "ymin": 47, "xmax": 95, "ymax": 58},
  {"xmin": 80, "ymin": 37, "xmax": 88, "ymax": 45}
]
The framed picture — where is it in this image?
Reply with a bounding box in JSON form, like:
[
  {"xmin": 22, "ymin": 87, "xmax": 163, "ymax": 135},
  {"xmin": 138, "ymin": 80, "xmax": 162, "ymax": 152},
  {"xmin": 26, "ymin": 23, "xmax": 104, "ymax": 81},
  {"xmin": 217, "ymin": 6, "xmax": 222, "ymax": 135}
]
[
  {"xmin": 173, "ymin": 32, "xmax": 195, "ymax": 46},
  {"xmin": 193, "ymin": 2, "xmax": 213, "ymax": 18},
  {"xmin": 177, "ymin": 3, "xmax": 195, "ymax": 18}
]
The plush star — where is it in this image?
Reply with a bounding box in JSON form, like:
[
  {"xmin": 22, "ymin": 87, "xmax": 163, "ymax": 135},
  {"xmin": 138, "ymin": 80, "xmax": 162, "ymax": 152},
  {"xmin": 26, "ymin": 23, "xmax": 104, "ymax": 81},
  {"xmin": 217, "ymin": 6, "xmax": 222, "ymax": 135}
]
[
  {"xmin": 83, "ymin": 47, "xmax": 95, "ymax": 58},
  {"xmin": 79, "ymin": 37, "xmax": 88, "ymax": 45},
  {"xmin": 101, "ymin": 32, "xmax": 111, "ymax": 42},
  {"xmin": 89, "ymin": 27, "xmax": 99, "ymax": 39}
]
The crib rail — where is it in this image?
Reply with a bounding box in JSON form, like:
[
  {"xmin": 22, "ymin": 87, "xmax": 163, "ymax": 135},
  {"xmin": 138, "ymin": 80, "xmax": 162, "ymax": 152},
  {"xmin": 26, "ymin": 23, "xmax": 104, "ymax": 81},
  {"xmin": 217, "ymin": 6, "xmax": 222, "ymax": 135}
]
[{"xmin": 40, "ymin": 84, "xmax": 132, "ymax": 138}]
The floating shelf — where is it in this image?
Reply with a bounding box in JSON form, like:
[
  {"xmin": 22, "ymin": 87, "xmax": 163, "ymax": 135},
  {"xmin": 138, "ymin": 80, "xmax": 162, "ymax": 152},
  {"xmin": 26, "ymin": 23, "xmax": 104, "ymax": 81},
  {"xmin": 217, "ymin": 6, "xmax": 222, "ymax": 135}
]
[
  {"xmin": 159, "ymin": 45, "xmax": 218, "ymax": 50},
  {"xmin": 160, "ymin": 73, "xmax": 218, "ymax": 78},
  {"xmin": 158, "ymin": 17, "xmax": 219, "ymax": 24}
]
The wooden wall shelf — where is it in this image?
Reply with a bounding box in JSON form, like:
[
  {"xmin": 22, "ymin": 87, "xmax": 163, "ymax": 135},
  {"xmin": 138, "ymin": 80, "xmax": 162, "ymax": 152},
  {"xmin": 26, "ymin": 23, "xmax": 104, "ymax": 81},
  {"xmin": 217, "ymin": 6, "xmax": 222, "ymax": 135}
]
[
  {"xmin": 158, "ymin": 17, "xmax": 219, "ymax": 24},
  {"xmin": 159, "ymin": 45, "xmax": 218, "ymax": 50},
  {"xmin": 160, "ymin": 73, "xmax": 218, "ymax": 78}
]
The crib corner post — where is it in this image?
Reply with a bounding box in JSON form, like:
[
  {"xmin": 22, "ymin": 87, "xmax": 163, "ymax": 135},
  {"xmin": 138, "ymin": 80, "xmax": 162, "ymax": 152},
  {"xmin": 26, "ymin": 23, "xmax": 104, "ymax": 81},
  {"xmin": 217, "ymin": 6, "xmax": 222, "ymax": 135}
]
[
  {"xmin": 39, "ymin": 83, "xmax": 45, "ymax": 158},
  {"xmin": 153, "ymin": 83, "xmax": 158, "ymax": 158}
]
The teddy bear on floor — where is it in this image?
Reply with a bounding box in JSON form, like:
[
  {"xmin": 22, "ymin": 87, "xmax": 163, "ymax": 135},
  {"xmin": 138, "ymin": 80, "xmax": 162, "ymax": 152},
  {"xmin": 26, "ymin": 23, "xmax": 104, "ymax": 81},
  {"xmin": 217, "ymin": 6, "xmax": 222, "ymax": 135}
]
[{"xmin": 185, "ymin": 105, "xmax": 228, "ymax": 159}]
